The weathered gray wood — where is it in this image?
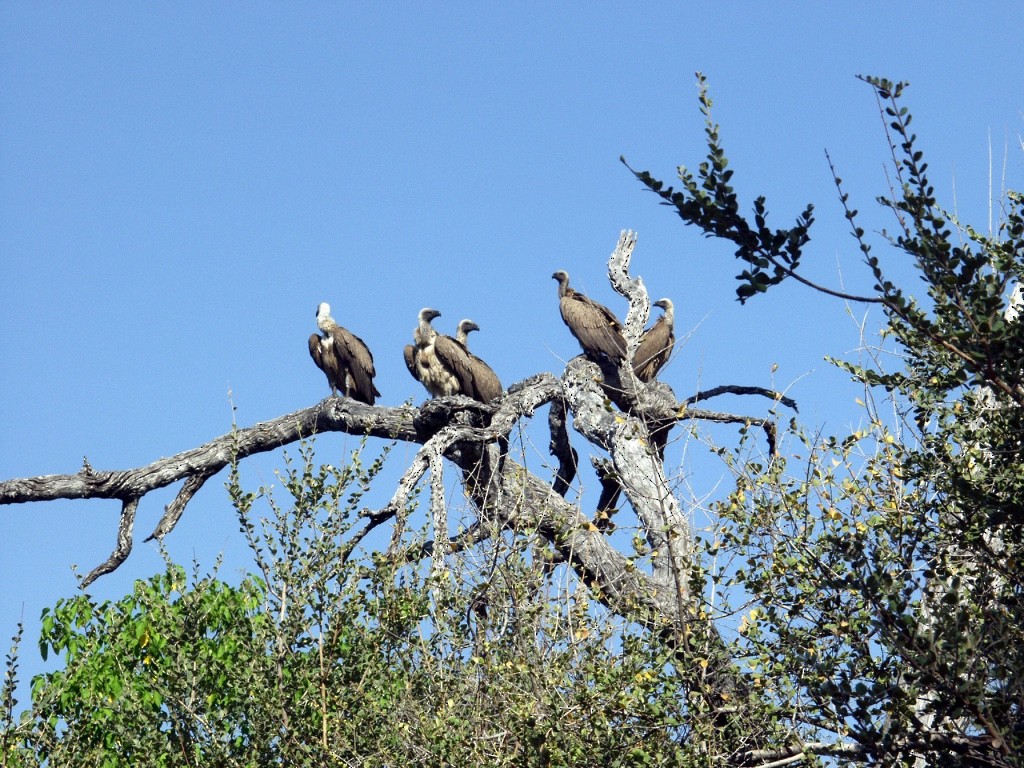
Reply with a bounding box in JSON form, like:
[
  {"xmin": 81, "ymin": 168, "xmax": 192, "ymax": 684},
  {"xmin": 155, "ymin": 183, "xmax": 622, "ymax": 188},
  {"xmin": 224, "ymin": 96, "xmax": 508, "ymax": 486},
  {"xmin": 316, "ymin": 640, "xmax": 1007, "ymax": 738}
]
[
  {"xmin": 547, "ymin": 397, "xmax": 577, "ymax": 496},
  {"xmin": 0, "ymin": 398, "xmax": 419, "ymax": 507},
  {"xmin": 84, "ymin": 498, "xmax": 138, "ymax": 586},
  {"xmin": 607, "ymin": 229, "xmax": 649, "ymax": 352}
]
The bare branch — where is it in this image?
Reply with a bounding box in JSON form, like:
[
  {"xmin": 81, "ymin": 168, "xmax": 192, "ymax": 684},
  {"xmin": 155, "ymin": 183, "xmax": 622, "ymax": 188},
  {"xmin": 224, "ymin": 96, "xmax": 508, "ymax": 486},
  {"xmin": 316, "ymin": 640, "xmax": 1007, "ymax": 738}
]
[
  {"xmin": 0, "ymin": 399, "xmax": 418, "ymax": 508},
  {"xmin": 145, "ymin": 468, "xmax": 216, "ymax": 542},
  {"xmin": 1, "ymin": 373, "xmax": 566, "ymax": 583},
  {"xmin": 384, "ymin": 448, "xmax": 430, "ymax": 557},
  {"xmin": 685, "ymin": 384, "xmax": 798, "ymax": 413},
  {"xmin": 763, "ymin": 250, "xmax": 888, "ymax": 305},
  {"xmin": 607, "ymin": 229, "xmax": 649, "ymax": 349},
  {"xmin": 547, "ymin": 397, "xmax": 577, "ymax": 496},
  {"xmin": 428, "ymin": 446, "xmax": 449, "ymax": 569},
  {"xmin": 592, "ymin": 456, "xmax": 622, "ymax": 531},
  {"xmin": 680, "ymin": 405, "xmax": 780, "ymax": 457},
  {"xmin": 560, "ymin": 356, "xmax": 691, "ymax": 595},
  {"xmin": 82, "ymin": 498, "xmax": 138, "ymax": 588}
]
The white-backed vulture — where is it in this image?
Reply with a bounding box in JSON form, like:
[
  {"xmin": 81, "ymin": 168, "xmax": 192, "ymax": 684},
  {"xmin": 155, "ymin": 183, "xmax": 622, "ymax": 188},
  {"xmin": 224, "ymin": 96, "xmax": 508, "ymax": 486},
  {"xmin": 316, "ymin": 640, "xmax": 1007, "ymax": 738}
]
[
  {"xmin": 404, "ymin": 308, "xmax": 461, "ymax": 398},
  {"xmin": 552, "ymin": 270, "xmax": 627, "ymax": 363},
  {"xmin": 435, "ymin": 319, "xmax": 503, "ymax": 403},
  {"xmin": 308, "ymin": 302, "xmax": 380, "ymax": 405},
  {"xmin": 632, "ymin": 298, "xmax": 675, "ymax": 382}
]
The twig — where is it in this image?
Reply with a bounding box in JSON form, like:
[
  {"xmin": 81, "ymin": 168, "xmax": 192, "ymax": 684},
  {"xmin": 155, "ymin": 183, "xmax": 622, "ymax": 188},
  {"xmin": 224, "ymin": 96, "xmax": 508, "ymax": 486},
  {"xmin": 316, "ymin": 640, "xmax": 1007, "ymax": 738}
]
[
  {"xmin": 145, "ymin": 468, "xmax": 217, "ymax": 542},
  {"xmin": 685, "ymin": 385, "xmax": 798, "ymax": 413}
]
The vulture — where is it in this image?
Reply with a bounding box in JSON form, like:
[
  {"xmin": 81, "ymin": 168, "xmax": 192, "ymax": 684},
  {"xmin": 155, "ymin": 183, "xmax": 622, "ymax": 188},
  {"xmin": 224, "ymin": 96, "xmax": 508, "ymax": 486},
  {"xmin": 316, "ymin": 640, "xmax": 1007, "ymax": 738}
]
[
  {"xmin": 405, "ymin": 312, "xmax": 503, "ymax": 403},
  {"xmin": 552, "ymin": 270, "xmax": 627, "ymax": 363},
  {"xmin": 438, "ymin": 319, "xmax": 503, "ymax": 403},
  {"xmin": 308, "ymin": 302, "xmax": 380, "ymax": 405},
  {"xmin": 632, "ymin": 298, "xmax": 675, "ymax": 382},
  {"xmin": 404, "ymin": 308, "xmax": 461, "ymax": 398}
]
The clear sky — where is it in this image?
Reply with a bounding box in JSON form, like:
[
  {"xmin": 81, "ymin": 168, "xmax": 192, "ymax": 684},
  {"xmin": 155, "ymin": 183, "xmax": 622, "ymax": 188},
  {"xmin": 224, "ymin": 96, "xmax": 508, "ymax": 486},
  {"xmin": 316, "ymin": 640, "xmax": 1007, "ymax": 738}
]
[{"xmin": 2, "ymin": 3, "xmax": 1022, "ymax": 709}]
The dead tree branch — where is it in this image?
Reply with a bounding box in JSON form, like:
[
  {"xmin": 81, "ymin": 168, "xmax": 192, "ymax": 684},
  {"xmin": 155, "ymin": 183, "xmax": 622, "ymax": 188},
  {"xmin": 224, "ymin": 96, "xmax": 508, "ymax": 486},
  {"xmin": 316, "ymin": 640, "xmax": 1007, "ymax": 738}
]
[
  {"xmin": 547, "ymin": 397, "xmax": 578, "ymax": 496},
  {"xmin": 83, "ymin": 499, "xmax": 139, "ymax": 587},
  {"xmin": 0, "ymin": 399, "xmax": 418, "ymax": 508},
  {"xmin": 686, "ymin": 384, "xmax": 798, "ymax": 413}
]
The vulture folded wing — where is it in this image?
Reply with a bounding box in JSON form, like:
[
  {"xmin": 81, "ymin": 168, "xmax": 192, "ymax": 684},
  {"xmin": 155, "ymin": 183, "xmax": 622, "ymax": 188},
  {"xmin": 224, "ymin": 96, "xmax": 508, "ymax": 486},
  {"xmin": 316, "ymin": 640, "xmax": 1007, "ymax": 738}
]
[
  {"xmin": 466, "ymin": 351, "xmax": 503, "ymax": 402},
  {"xmin": 308, "ymin": 334, "xmax": 324, "ymax": 371},
  {"xmin": 560, "ymin": 294, "xmax": 627, "ymax": 361},
  {"xmin": 433, "ymin": 335, "xmax": 475, "ymax": 396},
  {"xmin": 633, "ymin": 299, "xmax": 675, "ymax": 382},
  {"xmin": 633, "ymin": 318, "xmax": 673, "ymax": 382},
  {"xmin": 310, "ymin": 333, "xmax": 347, "ymax": 394},
  {"xmin": 403, "ymin": 344, "xmax": 420, "ymax": 382},
  {"xmin": 332, "ymin": 327, "xmax": 380, "ymax": 404}
]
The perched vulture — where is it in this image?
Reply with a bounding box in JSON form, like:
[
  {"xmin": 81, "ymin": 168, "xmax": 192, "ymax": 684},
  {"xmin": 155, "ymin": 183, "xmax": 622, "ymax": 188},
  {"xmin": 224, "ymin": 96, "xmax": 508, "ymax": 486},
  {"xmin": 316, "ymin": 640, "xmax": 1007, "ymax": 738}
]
[
  {"xmin": 632, "ymin": 298, "xmax": 675, "ymax": 382},
  {"xmin": 552, "ymin": 270, "xmax": 627, "ymax": 363},
  {"xmin": 308, "ymin": 302, "xmax": 380, "ymax": 405},
  {"xmin": 404, "ymin": 308, "xmax": 461, "ymax": 398},
  {"xmin": 435, "ymin": 319, "xmax": 503, "ymax": 403},
  {"xmin": 405, "ymin": 312, "xmax": 503, "ymax": 403}
]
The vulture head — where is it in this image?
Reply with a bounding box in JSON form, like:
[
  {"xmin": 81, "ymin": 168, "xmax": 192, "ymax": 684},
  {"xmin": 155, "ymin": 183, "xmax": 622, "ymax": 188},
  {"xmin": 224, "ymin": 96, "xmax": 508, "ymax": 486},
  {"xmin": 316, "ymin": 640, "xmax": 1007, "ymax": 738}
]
[
  {"xmin": 316, "ymin": 302, "xmax": 335, "ymax": 331},
  {"xmin": 457, "ymin": 319, "xmax": 480, "ymax": 344},
  {"xmin": 413, "ymin": 307, "xmax": 442, "ymax": 347},
  {"xmin": 552, "ymin": 270, "xmax": 571, "ymax": 297},
  {"xmin": 653, "ymin": 298, "xmax": 674, "ymax": 316},
  {"xmin": 419, "ymin": 307, "xmax": 442, "ymax": 324}
]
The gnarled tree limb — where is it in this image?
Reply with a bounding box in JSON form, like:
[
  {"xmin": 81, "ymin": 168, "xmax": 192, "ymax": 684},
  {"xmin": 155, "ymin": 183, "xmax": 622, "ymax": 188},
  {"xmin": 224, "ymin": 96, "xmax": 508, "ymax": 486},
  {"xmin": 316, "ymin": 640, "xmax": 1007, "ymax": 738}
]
[
  {"xmin": 82, "ymin": 498, "xmax": 139, "ymax": 587},
  {"xmin": 547, "ymin": 397, "xmax": 578, "ymax": 497},
  {"xmin": 0, "ymin": 399, "xmax": 418, "ymax": 507},
  {"xmin": 145, "ymin": 468, "xmax": 217, "ymax": 543},
  {"xmin": 686, "ymin": 384, "xmax": 798, "ymax": 413}
]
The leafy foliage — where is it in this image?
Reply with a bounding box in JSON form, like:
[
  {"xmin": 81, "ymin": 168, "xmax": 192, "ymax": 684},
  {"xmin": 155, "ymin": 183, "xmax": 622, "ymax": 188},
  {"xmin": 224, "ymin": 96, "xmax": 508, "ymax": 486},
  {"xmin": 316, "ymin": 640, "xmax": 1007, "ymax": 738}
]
[
  {"xmin": 3, "ymin": 442, "xmax": 709, "ymax": 766},
  {"xmin": 28, "ymin": 566, "xmax": 269, "ymax": 766},
  {"xmin": 632, "ymin": 73, "xmax": 1023, "ymax": 766},
  {"xmin": 623, "ymin": 72, "xmax": 816, "ymax": 302},
  {"xmin": 1, "ymin": 624, "xmax": 25, "ymax": 767}
]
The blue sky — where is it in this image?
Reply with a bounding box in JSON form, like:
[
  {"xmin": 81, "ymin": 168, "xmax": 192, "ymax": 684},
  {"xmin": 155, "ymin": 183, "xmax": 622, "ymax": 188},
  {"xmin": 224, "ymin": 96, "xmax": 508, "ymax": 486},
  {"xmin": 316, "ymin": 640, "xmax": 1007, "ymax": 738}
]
[{"xmin": 2, "ymin": 3, "xmax": 1022, "ymax": 708}]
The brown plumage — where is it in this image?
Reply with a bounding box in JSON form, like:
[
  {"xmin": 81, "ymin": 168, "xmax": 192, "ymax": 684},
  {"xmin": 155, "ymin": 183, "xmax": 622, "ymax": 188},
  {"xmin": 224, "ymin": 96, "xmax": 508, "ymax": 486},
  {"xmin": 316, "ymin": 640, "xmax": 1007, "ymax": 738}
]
[
  {"xmin": 404, "ymin": 308, "xmax": 461, "ymax": 397},
  {"xmin": 309, "ymin": 302, "xmax": 380, "ymax": 405},
  {"xmin": 552, "ymin": 270, "xmax": 627, "ymax": 362},
  {"xmin": 434, "ymin": 319, "xmax": 503, "ymax": 403},
  {"xmin": 632, "ymin": 298, "xmax": 675, "ymax": 382}
]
